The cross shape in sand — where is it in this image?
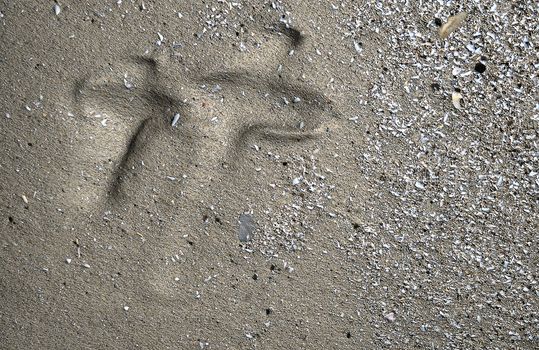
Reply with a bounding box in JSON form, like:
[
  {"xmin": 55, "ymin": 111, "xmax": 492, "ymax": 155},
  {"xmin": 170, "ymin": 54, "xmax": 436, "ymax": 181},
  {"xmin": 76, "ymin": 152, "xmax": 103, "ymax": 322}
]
[{"xmin": 74, "ymin": 25, "xmax": 340, "ymax": 207}]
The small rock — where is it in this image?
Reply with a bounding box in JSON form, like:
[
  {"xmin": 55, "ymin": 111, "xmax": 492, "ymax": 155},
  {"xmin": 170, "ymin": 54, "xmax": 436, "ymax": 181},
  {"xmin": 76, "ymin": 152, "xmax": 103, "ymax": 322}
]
[
  {"xmin": 53, "ymin": 4, "xmax": 61, "ymax": 16},
  {"xmin": 384, "ymin": 312, "xmax": 396, "ymax": 322},
  {"xmin": 123, "ymin": 77, "xmax": 134, "ymax": 90},
  {"xmin": 474, "ymin": 62, "xmax": 486, "ymax": 74}
]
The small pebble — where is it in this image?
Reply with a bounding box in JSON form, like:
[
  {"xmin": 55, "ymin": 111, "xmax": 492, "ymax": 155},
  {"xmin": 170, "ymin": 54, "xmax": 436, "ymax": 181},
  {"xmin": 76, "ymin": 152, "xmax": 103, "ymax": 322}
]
[
  {"xmin": 384, "ymin": 312, "xmax": 396, "ymax": 322},
  {"xmin": 474, "ymin": 62, "xmax": 486, "ymax": 74},
  {"xmin": 123, "ymin": 78, "xmax": 134, "ymax": 90}
]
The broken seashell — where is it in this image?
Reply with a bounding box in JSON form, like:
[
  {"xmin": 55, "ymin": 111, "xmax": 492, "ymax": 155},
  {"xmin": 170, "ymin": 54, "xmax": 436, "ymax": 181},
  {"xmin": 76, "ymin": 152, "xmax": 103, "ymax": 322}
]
[
  {"xmin": 171, "ymin": 113, "xmax": 180, "ymax": 127},
  {"xmin": 439, "ymin": 12, "xmax": 467, "ymax": 39},
  {"xmin": 452, "ymin": 91, "xmax": 463, "ymax": 110}
]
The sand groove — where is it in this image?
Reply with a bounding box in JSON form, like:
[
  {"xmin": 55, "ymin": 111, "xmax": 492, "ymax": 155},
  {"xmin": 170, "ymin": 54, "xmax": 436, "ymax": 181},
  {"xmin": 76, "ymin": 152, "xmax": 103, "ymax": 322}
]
[{"xmin": 73, "ymin": 30, "xmax": 341, "ymax": 210}]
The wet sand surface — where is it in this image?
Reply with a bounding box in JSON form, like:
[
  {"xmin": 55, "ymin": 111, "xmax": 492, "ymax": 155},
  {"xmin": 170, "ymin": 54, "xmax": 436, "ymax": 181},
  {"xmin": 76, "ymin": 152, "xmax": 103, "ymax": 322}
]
[{"xmin": 1, "ymin": 1, "xmax": 538, "ymax": 349}]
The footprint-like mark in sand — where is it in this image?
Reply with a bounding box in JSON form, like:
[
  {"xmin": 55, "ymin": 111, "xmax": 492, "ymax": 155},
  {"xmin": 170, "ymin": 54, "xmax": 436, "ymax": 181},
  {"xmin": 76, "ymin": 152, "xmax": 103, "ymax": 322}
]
[
  {"xmin": 68, "ymin": 23, "xmax": 355, "ymax": 304},
  {"xmin": 72, "ymin": 24, "xmax": 343, "ymax": 215}
]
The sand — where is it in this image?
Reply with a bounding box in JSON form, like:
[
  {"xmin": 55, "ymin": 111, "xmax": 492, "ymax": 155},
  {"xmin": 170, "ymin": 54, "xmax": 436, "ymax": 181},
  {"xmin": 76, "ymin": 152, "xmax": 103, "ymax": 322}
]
[{"xmin": 1, "ymin": 1, "xmax": 538, "ymax": 349}]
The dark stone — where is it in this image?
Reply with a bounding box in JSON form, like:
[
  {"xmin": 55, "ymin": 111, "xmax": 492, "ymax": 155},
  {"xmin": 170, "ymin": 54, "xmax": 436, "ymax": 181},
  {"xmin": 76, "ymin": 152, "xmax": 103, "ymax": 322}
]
[{"xmin": 475, "ymin": 62, "xmax": 487, "ymax": 74}]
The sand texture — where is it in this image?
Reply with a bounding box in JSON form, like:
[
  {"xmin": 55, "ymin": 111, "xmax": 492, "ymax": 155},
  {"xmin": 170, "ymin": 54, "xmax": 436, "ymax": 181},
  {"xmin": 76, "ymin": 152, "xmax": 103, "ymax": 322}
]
[{"xmin": 1, "ymin": 1, "xmax": 538, "ymax": 349}]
